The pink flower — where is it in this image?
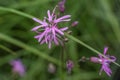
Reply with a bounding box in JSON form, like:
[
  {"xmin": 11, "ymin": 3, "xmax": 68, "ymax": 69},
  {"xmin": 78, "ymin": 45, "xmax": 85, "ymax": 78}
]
[
  {"xmin": 10, "ymin": 59, "xmax": 26, "ymax": 77},
  {"xmin": 90, "ymin": 47, "xmax": 116, "ymax": 76},
  {"xmin": 31, "ymin": 7, "xmax": 71, "ymax": 48},
  {"xmin": 66, "ymin": 60, "xmax": 74, "ymax": 74}
]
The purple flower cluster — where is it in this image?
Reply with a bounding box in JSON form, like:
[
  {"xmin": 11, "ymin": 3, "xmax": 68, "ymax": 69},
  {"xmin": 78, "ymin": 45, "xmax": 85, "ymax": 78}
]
[
  {"xmin": 32, "ymin": 7, "xmax": 71, "ymax": 48},
  {"xmin": 90, "ymin": 47, "xmax": 116, "ymax": 76}
]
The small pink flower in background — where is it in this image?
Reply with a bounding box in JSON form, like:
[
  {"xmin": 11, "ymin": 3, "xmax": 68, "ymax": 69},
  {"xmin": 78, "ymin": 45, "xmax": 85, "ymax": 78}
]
[
  {"xmin": 10, "ymin": 59, "xmax": 26, "ymax": 77},
  {"xmin": 66, "ymin": 60, "xmax": 74, "ymax": 74},
  {"xmin": 90, "ymin": 47, "xmax": 116, "ymax": 76},
  {"xmin": 32, "ymin": 6, "xmax": 71, "ymax": 48}
]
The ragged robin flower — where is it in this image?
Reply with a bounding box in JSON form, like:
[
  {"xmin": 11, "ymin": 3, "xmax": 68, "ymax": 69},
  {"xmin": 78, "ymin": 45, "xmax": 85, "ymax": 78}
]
[
  {"xmin": 90, "ymin": 47, "xmax": 116, "ymax": 76},
  {"xmin": 31, "ymin": 6, "xmax": 71, "ymax": 48}
]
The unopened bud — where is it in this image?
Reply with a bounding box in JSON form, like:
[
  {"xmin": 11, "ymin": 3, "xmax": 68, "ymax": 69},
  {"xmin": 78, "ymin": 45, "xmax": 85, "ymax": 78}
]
[
  {"xmin": 71, "ymin": 21, "xmax": 79, "ymax": 27},
  {"xmin": 67, "ymin": 31, "xmax": 72, "ymax": 34},
  {"xmin": 48, "ymin": 63, "xmax": 56, "ymax": 74},
  {"xmin": 90, "ymin": 57, "xmax": 100, "ymax": 63},
  {"xmin": 79, "ymin": 56, "xmax": 89, "ymax": 62},
  {"xmin": 66, "ymin": 60, "xmax": 74, "ymax": 74},
  {"xmin": 64, "ymin": 38, "xmax": 68, "ymax": 42},
  {"xmin": 58, "ymin": 0, "xmax": 66, "ymax": 13}
]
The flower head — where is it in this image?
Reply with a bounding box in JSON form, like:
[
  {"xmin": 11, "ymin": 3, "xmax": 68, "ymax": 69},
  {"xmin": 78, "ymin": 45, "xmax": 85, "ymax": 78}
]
[
  {"xmin": 10, "ymin": 59, "xmax": 26, "ymax": 77},
  {"xmin": 32, "ymin": 6, "xmax": 71, "ymax": 48},
  {"xmin": 90, "ymin": 47, "xmax": 116, "ymax": 76}
]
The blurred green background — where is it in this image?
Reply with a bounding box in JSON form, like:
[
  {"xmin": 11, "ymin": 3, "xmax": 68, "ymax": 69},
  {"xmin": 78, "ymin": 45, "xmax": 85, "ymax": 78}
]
[{"xmin": 0, "ymin": 0, "xmax": 120, "ymax": 80}]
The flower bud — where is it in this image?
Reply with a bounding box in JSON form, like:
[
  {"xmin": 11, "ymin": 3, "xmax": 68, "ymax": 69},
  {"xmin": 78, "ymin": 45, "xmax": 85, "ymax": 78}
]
[
  {"xmin": 71, "ymin": 21, "xmax": 79, "ymax": 27},
  {"xmin": 48, "ymin": 63, "xmax": 56, "ymax": 74},
  {"xmin": 90, "ymin": 57, "xmax": 100, "ymax": 63},
  {"xmin": 66, "ymin": 60, "xmax": 74, "ymax": 74},
  {"xmin": 58, "ymin": 0, "xmax": 66, "ymax": 13}
]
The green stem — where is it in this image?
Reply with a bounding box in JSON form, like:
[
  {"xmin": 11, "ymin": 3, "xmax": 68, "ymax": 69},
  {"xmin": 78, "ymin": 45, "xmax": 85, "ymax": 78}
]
[
  {"xmin": 0, "ymin": 44, "xmax": 16, "ymax": 55},
  {"xmin": 60, "ymin": 46, "xmax": 65, "ymax": 80},
  {"xmin": 0, "ymin": 33, "xmax": 61, "ymax": 66},
  {"xmin": 65, "ymin": 33, "xmax": 120, "ymax": 67},
  {"xmin": 0, "ymin": 6, "xmax": 34, "ymax": 19}
]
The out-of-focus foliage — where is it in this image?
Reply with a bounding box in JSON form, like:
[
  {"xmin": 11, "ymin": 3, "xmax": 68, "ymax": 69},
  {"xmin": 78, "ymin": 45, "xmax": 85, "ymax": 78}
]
[{"xmin": 0, "ymin": 0, "xmax": 120, "ymax": 80}]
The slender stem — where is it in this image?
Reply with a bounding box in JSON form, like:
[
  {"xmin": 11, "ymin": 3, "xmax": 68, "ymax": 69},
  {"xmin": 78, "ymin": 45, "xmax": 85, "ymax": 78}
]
[
  {"xmin": 60, "ymin": 45, "xmax": 65, "ymax": 80},
  {"xmin": 0, "ymin": 6, "xmax": 34, "ymax": 19},
  {"xmin": 0, "ymin": 44, "xmax": 16, "ymax": 55},
  {"xmin": 65, "ymin": 33, "xmax": 120, "ymax": 67},
  {"xmin": 0, "ymin": 33, "xmax": 61, "ymax": 66}
]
